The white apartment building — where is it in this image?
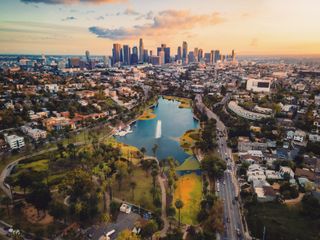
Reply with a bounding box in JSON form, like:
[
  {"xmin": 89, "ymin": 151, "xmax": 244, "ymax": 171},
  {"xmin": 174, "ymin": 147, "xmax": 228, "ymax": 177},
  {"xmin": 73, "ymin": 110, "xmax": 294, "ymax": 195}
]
[
  {"xmin": 246, "ymin": 78, "xmax": 271, "ymax": 93},
  {"xmin": 21, "ymin": 126, "xmax": 47, "ymax": 141},
  {"xmin": 4, "ymin": 134, "xmax": 25, "ymax": 150}
]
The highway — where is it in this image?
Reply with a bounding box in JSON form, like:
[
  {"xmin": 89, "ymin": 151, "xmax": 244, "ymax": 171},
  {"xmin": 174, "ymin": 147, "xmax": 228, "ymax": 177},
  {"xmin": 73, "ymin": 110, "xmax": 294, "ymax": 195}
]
[{"xmin": 195, "ymin": 94, "xmax": 246, "ymax": 240}]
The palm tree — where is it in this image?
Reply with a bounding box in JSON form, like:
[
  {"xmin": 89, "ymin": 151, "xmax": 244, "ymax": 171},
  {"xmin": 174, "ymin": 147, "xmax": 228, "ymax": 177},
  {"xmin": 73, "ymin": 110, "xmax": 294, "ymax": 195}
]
[
  {"xmin": 151, "ymin": 166, "xmax": 159, "ymax": 201},
  {"xmin": 140, "ymin": 147, "xmax": 146, "ymax": 159},
  {"xmin": 175, "ymin": 199, "xmax": 184, "ymax": 227},
  {"xmin": 152, "ymin": 144, "xmax": 158, "ymax": 157},
  {"xmin": 130, "ymin": 181, "xmax": 137, "ymax": 200}
]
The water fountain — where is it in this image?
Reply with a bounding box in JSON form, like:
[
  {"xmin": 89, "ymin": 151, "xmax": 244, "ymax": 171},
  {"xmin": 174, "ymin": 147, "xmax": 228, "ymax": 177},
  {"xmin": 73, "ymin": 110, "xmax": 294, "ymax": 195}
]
[{"xmin": 155, "ymin": 120, "xmax": 162, "ymax": 139}]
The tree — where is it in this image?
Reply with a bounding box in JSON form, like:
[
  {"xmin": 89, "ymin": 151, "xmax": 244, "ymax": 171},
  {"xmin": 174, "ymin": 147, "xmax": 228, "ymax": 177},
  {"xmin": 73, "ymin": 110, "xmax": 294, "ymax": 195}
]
[
  {"xmin": 141, "ymin": 220, "xmax": 158, "ymax": 239},
  {"xmin": 0, "ymin": 196, "xmax": 11, "ymax": 216},
  {"xmin": 130, "ymin": 181, "xmax": 137, "ymax": 200},
  {"xmin": 49, "ymin": 202, "xmax": 67, "ymax": 223},
  {"xmin": 175, "ymin": 199, "xmax": 184, "ymax": 227},
  {"xmin": 115, "ymin": 161, "xmax": 128, "ymax": 191},
  {"xmin": 201, "ymin": 154, "xmax": 226, "ymax": 186},
  {"xmin": 152, "ymin": 144, "xmax": 158, "ymax": 157},
  {"xmin": 301, "ymin": 193, "xmax": 320, "ymax": 219},
  {"xmin": 26, "ymin": 183, "xmax": 52, "ymax": 216},
  {"xmin": 151, "ymin": 165, "xmax": 159, "ymax": 201},
  {"xmin": 117, "ymin": 229, "xmax": 140, "ymax": 240},
  {"xmin": 67, "ymin": 143, "xmax": 76, "ymax": 161},
  {"xmin": 140, "ymin": 147, "xmax": 146, "ymax": 158},
  {"xmin": 16, "ymin": 171, "xmax": 34, "ymax": 196},
  {"xmin": 141, "ymin": 159, "xmax": 152, "ymax": 176}
]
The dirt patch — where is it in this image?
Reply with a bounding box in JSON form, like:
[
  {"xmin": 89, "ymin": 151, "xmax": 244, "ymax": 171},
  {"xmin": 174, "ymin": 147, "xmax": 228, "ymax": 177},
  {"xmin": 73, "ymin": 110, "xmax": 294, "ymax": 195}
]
[{"xmin": 22, "ymin": 204, "xmax": 53, "ymax": 225}]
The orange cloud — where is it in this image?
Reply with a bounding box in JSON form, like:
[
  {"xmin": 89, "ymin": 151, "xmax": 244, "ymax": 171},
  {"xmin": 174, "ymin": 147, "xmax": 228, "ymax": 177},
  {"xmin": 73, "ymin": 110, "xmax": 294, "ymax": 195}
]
[{"xmin": 89, "ymin": 10, "xmax": 226, "ymax": 40}]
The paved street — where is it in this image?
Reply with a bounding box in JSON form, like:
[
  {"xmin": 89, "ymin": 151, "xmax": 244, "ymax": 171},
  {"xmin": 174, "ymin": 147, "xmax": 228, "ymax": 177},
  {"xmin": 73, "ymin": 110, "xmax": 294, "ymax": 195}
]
[{"xmin": 195, "ymin": 94, "xmax": 246, "ymax": 240}]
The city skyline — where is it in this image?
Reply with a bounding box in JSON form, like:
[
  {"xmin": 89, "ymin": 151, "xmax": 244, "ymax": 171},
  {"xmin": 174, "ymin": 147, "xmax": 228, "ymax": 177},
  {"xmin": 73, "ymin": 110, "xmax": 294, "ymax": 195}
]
[{"xmin": 0, "ymin": 0, "xmax": 320, "ymax": 56}]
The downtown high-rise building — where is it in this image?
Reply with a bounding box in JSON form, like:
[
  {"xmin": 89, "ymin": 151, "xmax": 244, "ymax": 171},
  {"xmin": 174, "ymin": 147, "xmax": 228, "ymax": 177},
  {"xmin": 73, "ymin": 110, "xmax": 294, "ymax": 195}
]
[
  {"xmin": 177, "ymin": 46, "xmax": 182, "ymax": 60},
  {"xmin": 131, "ymin": 46, "xmax": 138, "ymax": 65},
  {"xmin": 112, "ymin": 43, "xmax": 122, "ymax": 65},
  {"xmin": 194, "ymin": 48, "xmax": 199, "ymax": 62},
  {"xmin": 198, "ymin": 49, "xmax": 203, "ymax": 61},
  {"xmin": 85, "ymin": 50, "xmax": 90, "ymax": 63},
  {"xmin": 157, "ymin": 44, "xmax": 170, "ymax": 64},
  {"xmin": 182, "ymin": 41, "xmax": 188, "ymax": 64},
  {"xmin": 123, "ymin": 45, "xmax": 131, "ymax": 65},
  {"xmin": 139, "ymin": 38, "xmax": 144, "ymax": 63},
  {"xmin": 214, "ymin": 50, "xmax": 221, "ymax": 62}
]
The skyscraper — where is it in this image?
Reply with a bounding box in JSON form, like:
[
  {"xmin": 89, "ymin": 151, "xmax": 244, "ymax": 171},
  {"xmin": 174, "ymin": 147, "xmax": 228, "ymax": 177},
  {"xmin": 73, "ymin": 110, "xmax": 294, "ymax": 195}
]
[
  {"xmin": 112, "ymin": 43, "xmax": 121, "ymax": 65},
  {"xmin": 231, "ymin": 49, "xmax": 236, "ymax": 61},
  {"xmin": 198, "ymin": 49, "xmax": 203, "ymax": 61},
  {"xmin": 159, "ymin": 50, "xmax": 165, "ymax": 65},
  {"xmin": 139, "ymin": 38, "xmax": 144, "ymax": 63},
  {"xmin": 157, "ymin": 44, "xmax": 170, "ymax": 64},
  {"xmin": 123, "ymin": 45, "xmax": 131, "ymax": 65},
  {"xmin": 214, "ymin": 50, "xmax": 220, "ymax": 62},
  {"xmin": 194, "ymin": 48, "xmax": 199, "ymax": 62},
  {"xmin": 182, "ymin": 41, "xmax": 188, "ymax": 64},
  {"xmin": 143, "ymin": 49, "xmax": 149, "ymax": 63},
  {"xmin": 85, "ymin": 50, "xmax": 90, "ymax": 63},
  {"xmin": 177, "ymin": 46, "xmax": 182, "ymax": 60},
  {"xmin": 131, "ymin": 46, "xmax": 138, "ymax": 65}
]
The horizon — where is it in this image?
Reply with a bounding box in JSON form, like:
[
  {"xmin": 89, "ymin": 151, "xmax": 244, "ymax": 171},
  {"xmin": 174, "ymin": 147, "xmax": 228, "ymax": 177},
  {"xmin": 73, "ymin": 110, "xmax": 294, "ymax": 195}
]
[{"xmin": 1, "ymin": 0, "xmax": 320, "ymax": 56}]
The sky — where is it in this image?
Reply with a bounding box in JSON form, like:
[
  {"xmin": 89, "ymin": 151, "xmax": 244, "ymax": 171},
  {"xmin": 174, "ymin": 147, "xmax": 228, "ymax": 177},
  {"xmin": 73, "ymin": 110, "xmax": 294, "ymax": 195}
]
[{"xmin": 0, "ymin": 0, "xmax": 320, "ymax": 56}]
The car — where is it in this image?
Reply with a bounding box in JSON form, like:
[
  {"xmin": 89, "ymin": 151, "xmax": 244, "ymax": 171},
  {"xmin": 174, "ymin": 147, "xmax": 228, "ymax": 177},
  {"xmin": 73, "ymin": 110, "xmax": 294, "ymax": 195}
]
[
  {"xmin": 226, "ymin": 217, "xmax": 230, "ymax": 223},
  {"xmin": 236, "ymin": 228, "xmax": 241, "ymax": 236},
  {"xmin": 232, "ymin": 199, "xmax": 235, "ymax": 205}
]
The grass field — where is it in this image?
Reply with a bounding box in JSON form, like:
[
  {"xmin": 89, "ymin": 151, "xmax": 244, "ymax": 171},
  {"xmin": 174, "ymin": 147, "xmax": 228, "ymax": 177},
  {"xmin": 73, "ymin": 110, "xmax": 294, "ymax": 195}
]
[
  {"xmin": 105, "ymin": 138, "xmax": 142, "ymax": 165},
  {"xmin": 138, "ymin": 108, "xmax": 157, "ymax": 120},
  {"xmin": 173, "ymin": 173, "xmax": 202, "ymax": 225},
  {"xmin": 246, "ymin": 202, "xmax": 320, "ymax": 240},
  {"xmin": 163, "ymin": 96, "xmax": 192, "ymax": 109},
  {"xmin": 112, "ymin": 168, "xmax": 158, "ymax": 211},
  {"xmin": 179, "ymin": 129, "xmax": 200, "ymax": 155}
]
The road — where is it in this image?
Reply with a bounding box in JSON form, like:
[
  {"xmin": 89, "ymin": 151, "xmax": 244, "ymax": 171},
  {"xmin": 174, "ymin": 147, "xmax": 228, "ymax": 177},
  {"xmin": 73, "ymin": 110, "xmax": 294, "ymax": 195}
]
[{"xmin": 195, "ymin": 94, "xmax": 247, "ymax": 240}]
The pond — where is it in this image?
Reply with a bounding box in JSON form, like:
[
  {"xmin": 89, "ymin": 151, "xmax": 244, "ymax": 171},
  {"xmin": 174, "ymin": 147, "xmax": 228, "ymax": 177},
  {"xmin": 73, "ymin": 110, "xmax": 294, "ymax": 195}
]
[{"xmin": 115, "ymin": 97, "xmax": 199, "ymax": 164}]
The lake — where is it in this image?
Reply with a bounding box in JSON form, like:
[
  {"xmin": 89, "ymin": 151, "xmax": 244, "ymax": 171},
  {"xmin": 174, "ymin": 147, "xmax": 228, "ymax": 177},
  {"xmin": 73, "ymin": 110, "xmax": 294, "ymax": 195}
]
[{"xmin": 115, "ymin": 97, "xmax": 199, "ymax": 163}]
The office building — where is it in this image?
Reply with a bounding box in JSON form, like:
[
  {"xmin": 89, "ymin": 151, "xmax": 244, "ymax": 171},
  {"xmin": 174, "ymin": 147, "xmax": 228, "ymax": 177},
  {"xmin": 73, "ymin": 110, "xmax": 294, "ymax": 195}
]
[
  {"xmin": 112, "ymin": 43, "xmax": 122, "ymax": 65},
  {"xmin": 159, "ymin": 50, "xmax": 165, "ymax": 65},
  {"xmin": 139, "ymin": 38, "xmax": 144, "ymax": 63},
  {"xmin": 214, "ymin": 50, "xmax": 220, "ymax": 62},
  {"xmin": 85, "ymin": 50, "xmax": 90, "ymax": 63},
  {"xmin": 177, "ymin": 46, "xmax": 182, "ymax": 60},
  {"xmin": 182, "ymin": 41, "xmax": 188, "ymax": 63},
  {"xmin": 194, "ymin": 48, "xmax": 199, "ymax": 62},
  {"xmin": 198, "ymin": 49, "xmax": 203, "ymax": 61},
  {"xmin": 131, "ymin": 46, "xmax": 138, "ymax": 65},
  {"xmin": 123, "ymin": 45, "xmax": 131, "ymax": 65},
  {"xmin": 68, "ymin": 57, "xmax": 80, "ymax": 68},
  {"xmin": 143, "ymin": 49, "xmax": 149, "ymax": 63},
  {"xmin": 150, "ymin": 55, "xmax": 160, "ymax": 65},
  {"xmin": 188, "ymin": 51, "xmax": 195, "ymax": 63}
]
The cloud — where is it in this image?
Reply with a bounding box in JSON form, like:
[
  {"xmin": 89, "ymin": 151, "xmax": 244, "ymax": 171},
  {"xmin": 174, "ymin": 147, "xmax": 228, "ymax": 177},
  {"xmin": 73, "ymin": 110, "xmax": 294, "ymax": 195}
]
[
  {"xmin": 62, "ymin": 16, "xmax": 77, "ymax": 21},
  {"xmin": 20, "ymin": 0, "xmax": 125, "ymax": 4},
  {"xmin": 96, "ymin": 16, "xmax": 104, "ymax": 20},
  {"xmin": 89, "ymin": 10, "xmax": 226, "ymax": 40},
  {"xmin": 123, "ymin": 8, "xmax": 139, "ymax": 16}
]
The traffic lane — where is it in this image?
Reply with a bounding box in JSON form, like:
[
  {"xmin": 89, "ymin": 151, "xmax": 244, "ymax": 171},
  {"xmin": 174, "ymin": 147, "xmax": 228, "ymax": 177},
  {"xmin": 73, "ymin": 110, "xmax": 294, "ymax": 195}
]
[
  {"xmin": 225, "ymin": 172, "xmax": 243, "ymax": 239},
  {"xmin": 225, "ymin": 172, "xmax": 241, "ymax": 239}
]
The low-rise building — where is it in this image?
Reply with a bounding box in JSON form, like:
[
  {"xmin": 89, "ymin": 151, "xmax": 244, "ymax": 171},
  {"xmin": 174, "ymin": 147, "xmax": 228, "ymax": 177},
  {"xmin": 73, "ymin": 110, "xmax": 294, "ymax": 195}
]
[{"xmin": 4, "ymin": 134, "xmax": 25, "ymax": 150}]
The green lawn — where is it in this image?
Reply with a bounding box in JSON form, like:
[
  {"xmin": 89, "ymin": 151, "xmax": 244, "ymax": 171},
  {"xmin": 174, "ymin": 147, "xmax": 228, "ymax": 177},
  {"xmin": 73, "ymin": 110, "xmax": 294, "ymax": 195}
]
[
  {"xmin": 173, "ymin": 173, "xmax": 202, "ymax": 225},
  {"xmin": 246, "ymin": 202, "xmax": 320, "ymax": 240},
  {"xmin": 16, "ymin": 159, "xmax": 49, "ymax": 172},
  {"xmin": 112, "ymin": 168, "xmax": 158, "ymax": 211}
]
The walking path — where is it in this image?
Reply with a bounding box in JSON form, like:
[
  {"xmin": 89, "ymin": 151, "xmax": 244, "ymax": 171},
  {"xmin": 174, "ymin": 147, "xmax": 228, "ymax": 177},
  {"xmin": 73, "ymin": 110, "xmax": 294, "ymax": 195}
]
[{"xmin": 158, "ymin": 175, "xmax": 169, "ymax": 237}]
